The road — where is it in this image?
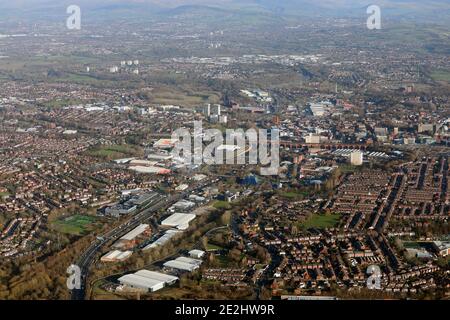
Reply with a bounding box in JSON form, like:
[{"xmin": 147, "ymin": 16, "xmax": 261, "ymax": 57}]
[{"xmin": 71, "ymin": 180, "xmax": 213, "ymax": 300}]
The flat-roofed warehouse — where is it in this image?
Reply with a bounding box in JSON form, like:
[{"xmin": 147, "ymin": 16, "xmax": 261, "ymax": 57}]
[
  {"xmin": 118, "ymin": 270, "xmax": 179, "ymax": 292},
  {"xmin": 189, "ymin": 249, "xmax": 206, "ymax": 259},
  {"xmin": 120, "ymin": 224, "xmax": 150, "ymax": 241},
  {"xmin": 135, "ymin": 270, "xmax": 178, "ymax": 285},
  {"xmin": 113, "ymin": 224, "xmax": 150, "ymax": 249},
  {"xmin": 101, "ymin": 250, "xmax": 133, "ymax": 262},
  {"xmin": 143, "ymin": 230, "xmax": 181, "ymax": 250},
  {"xmin": 163, "ymin": 257, "xmax": 203, "ymax": 272},
  {"xmin": 176, "ymin": 256, "xmax": 203, "ymax": 267},
  {"xmin": 161, "ymin": 213, "xmax": 196, "ymax": 230}
]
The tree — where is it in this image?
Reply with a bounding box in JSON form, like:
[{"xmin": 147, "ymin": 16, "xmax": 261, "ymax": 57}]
[
  {"xmin": 201, "ymin": 236, "xmax": 209, "ymax": 251},
  {"xmin": 221, "ymin": 211, "xmax": 231, "ymax": 225}
]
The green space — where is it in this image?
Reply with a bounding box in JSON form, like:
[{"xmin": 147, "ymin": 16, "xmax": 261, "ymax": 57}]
[
  {"xmin": 87, "ymin": 144, "xmax": 142, "ymax": 160},
  {"xmin": 339, "ymin": 164, "xmax": 362, "ymax": 174},
  {"xmin": 213, "ymin": 201, "xmax": 232, "ymax": 210},
  {"xmin": 0, "ymin": 191, "xmax": 10, "ymax": 198},
  {"xmin": 431, "ymin": 70, "xmax": 450, "ymax": 82},
  {"xmin": 144, "ymin": 84, "xmax": 221, "ymax": 107},
  {"xmin": 278, "ymin": 189, "xmax": 310, "ymax": 199},
  {"xmin": 51, "ymin": 214, "xmax": 98, "ymax": 236},
  {"xmin": 403, "ymin": 241, "xmax": 421, "ymax": 249},
  {"xmin": 57, "ymin": 72, "xmax": 126, "ymax": 88},
  {"xmin": 300, "ymin": 213, "xmax": 341, "ymax": 229},
  {"xmin": 206, "ymin": 243, "xmax": 225, "ymax": 252},
  {"xmin": 212, "ymin": 254, "xmax": 235, "ymax": 268}
]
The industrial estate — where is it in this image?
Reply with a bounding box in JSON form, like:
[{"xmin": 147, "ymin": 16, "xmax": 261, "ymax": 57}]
[{"xmin": 0, "ymin": 0, "xmax": 448, "ymax": 303}]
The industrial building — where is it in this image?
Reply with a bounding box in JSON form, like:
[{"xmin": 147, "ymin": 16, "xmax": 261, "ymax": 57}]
[
  {"xmin": 118, "ymin": 270, "xmax": 179, "ymax": 292},
  {"xmin": 350, "ymin": 151, "xmax": 364, "ymax": 166},
  {"xmin": 121, "ymin": 224, "xmax": 150, "ymax": 241},
  {"xmin": 129, "ymin": 166, "xmax": 171, "ymax": 175},
  {"xmin": 432, "ymin": 241, "xmax": 450, "ymax": 257},
  {"xmin": 113, "ymin": 224, "xmax": 150, "ymax": 249},
  {"xmin": 153, "ymin": 139, "xmax": 178, "ymax": 149},
  {"xmin": 135, "ymin": 270, "xmax": 178, "ymax": 285},
  {"xmin": 308, "ymin": 103, "xmax": 326, "ymax": 117},
  {"xmin": 104, "ymin": 203, "xmax": 137, "ymax": 217},
  {"xmin": 163, "ymin": 256, "xmax": 203, "ymax": 272},
  {"xmin": 101, "ymin": 250, "xmax": 133, "ymax": 262},
  {"xmin": 161, "ymin": 213, "xmax": 196, "ymax": 230},
  {"xmin": 169, "ymin": 199, "xmax": 196, "ymax": 212},
  {"xmin": 189, "ymin": 249, "xmax": 206, "ymax": 259},
  {"xmin": 143, "ymin": 230, "xmax": 181, "ymax": 250}
]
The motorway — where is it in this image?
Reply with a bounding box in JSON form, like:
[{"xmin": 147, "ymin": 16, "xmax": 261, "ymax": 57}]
[{"xmin": 71, "ymin": 180, "xmax": 213, "ymax": 300}]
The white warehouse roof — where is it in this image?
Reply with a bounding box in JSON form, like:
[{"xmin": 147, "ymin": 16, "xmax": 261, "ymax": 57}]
[
  {"xmin": 120, "ymin": 224, "xmax": 149, "ymax": 241},
  {"xmin": 161, "ymin": 213, "xmax": 196, "ymax": 230},
  {"xmin": 189, "ymin": 249, "xmax": 205, "ymax": 258},
  {"xmin": 135, "ymin": 270, "xmax": 179, "ymax": 285},
  {"xmin": 118, "ymin": 274, "xmax": 164, "ymax": 292},
  {"xmin": 101, "ymin": 250, "xmax": 132, "ymax": 262},
  {"xmin": 175, "ymin": 256, "xmax": 203, "ymax": 266},
  {"xmin": 143, "ymin": 230, "xmax": 181, "ymax": 250},
  {"xmin": 129, "ymin": 166, "xmax": 171, "ymax": 175},
  {"xmin": 163, "ymin": 260, "xmax": 200, "ymax": 272}
]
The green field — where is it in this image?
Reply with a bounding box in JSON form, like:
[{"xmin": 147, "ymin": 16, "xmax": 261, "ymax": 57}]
[
  {"xmin": 87, "ymin": 144, "xmax": 142, "ymax": 160},
  {"xmin": 213, "ymin": 201, "xmax": 232, "ymax": 210},
  {"xmin": 431, "ymin": 70, "xmax": 450, "ymax": 82},
  {"xmin": 151, "ymin": 90, "xmax": 220, "ymax": 106},
  {"xmin": 52, "ymin": 215, "xmax": 98, "ymax": 236},
  {"xmin": 278, "ymin": 189, "xmax": 310, "ymax": 199},
  {"xmin": 206, "ymin": 243, "xmax": 225, "ymax": 252},
  {"xmin": 300, "ymin": 213, "xmax": 341, "ymax": 229},
  {"xmin": 0, "ymin": 191, "xmax": 10, "ymax": 197},
  {"xmin": 339, "ymin": 164, "xmax": 363, "ymax": 173}
]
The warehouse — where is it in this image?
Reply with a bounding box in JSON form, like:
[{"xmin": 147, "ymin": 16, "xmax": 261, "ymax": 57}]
[
  {"xmin": 161, "ymin": 213, "xmax": 196, "ymax": 230},
  {"xmin": 175, "ymin": 256, "xmax": 203, "ymax": 267},
  {"xmin": 169, "ymin": 199, "xmax": 196, "ymax": 212},
  {"xmin": 129, "ymin": 159, "xmax": 159, "ymax": 167},
  {"xmin": 101, "ymin": 250, "xmax": 133, "ymax": 262},
  {"xmin": 129, "ymin": 166, "xmax": 171, "ymax": 175},
  {"xmin": 118, "ymin": 274, "xmax": 164, "ymax": 292},
  {"xmin": 143, "ymin": 230, "xmax": 180, "ymax": 250},
  {"xmin": 154, "ymin": 139, "xmax": 178, "ymax": 149},
  {"xmin": 143, "ymin": 230, "xmax": 181, "ymax": 250},
  {"xmin": 189, "ymin": 249, "xmax": 206, "ymax": 259},
  {"xmin": 163, "ymin": 260, "xmax": 199, "ymax": 272},
  {"xmin": 163, "ymin": 257, "xmax": 203, "ymax": 272},
  {"xmin": 118, "ymin": 270, "xmax": 179, "ymax": 292},
  {"xmin": 113, "ymin": 224, "xmax": 150, "ymax": 249},
  {"xmin": 120, "ymin": 224, "xmax": 150, "ymax": 241},
  {"xmin": 135, "ymin": 270, "xmax": 179, "ymax": 285}
]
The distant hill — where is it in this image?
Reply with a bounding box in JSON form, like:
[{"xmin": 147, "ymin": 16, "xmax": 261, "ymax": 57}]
[{"xmin": 0, "ymin": 0, "xmax": 449, "ymax": 22}]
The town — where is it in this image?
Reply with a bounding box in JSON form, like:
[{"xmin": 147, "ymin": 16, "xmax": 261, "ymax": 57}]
[{"xmin": 0, "ymin": 0, "xmax": 448, "ymax": 303}]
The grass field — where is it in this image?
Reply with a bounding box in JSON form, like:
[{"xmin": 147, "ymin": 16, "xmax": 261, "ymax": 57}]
[
  {"xmin": 213, "ymin": 201, "xmax": 232, "ymax": 210},
  {"xmin": 206, "ymin": 243, "xmax": 225, "ymax": 252},
  {"xmin": 52, "ymin": 215, "xmax": 98, "ymax": 236},
  {"xmin": 300, "ymin": 213, "xmax": 341, "ymax": 229},
  {"xmin": 278, "ymin": 189, "xmax": 310, "ymax": 199},
  {"xmin": 144, "ymin": 84, "xmax": 221, "ymax": 107},
  {"xmin": 0, "ymin": 191, "xmax": 10, "ymax": 197},
  {"xmin": 431, "ymin": 70, "xmax": 450, "ymax": 82},
  {"xmin": 87, "ymin": 144, "xmax": 142, "ymax": 160},
  {"xmin": 403, "ymin": 241, "xmax": 421, "ymax": 249},
  {"xmin": 339, "ymin": 164, "xmax": 362, "ymax": 174}
]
